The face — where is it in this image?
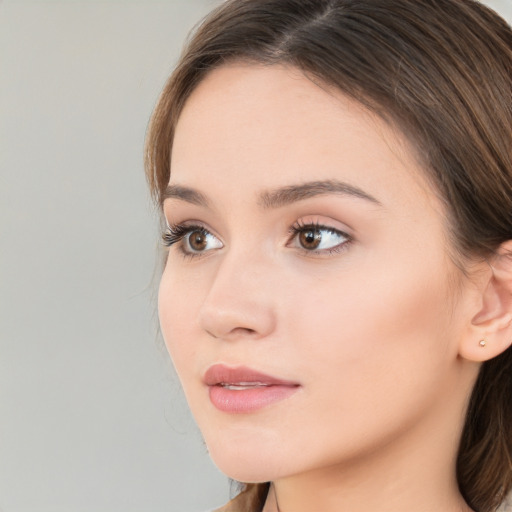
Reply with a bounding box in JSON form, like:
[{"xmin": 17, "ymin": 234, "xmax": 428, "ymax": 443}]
[{"xmin": 159, "ymin": 63, "xmax": 476, "ymax": 483}]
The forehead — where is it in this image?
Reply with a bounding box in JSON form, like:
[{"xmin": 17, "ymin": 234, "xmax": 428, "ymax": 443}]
[{"xmin": 170, "ymin": 63, "xmax": 437, "ymax": 213}]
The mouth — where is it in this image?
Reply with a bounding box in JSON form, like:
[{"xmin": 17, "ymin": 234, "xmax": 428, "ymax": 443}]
[
  {"xmin": 218, "ymin": 382, "xmax": 274, "ymax": 390},
  {"xmin": 204, "ymin": 364, "xmax": 301, "ymax": 414}
]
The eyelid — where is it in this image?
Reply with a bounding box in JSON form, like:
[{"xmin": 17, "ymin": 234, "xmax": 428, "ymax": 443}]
[
  {"xmin": 162, "ymin": 219, "xmax": 216, "ymax": 242},
  {"xmin": 289, "ymin": 218, "xmax": 352, "ymax": 238}
]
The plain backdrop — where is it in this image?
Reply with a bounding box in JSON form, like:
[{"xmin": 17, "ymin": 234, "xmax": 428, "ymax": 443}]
[{"xmin": 1, "ymin": 1, "xmax": 511, "ymax": 511}]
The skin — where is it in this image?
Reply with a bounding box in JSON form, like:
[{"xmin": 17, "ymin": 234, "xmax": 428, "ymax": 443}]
[{"xmin": 158, "ymin": 63, "xmax": 494, "ymax": 512}]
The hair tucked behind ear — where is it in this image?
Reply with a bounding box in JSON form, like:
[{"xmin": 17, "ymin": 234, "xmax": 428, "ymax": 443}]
[{"xmin": 145, "ymin": 1, "xmax": 512, "ymax": 509}]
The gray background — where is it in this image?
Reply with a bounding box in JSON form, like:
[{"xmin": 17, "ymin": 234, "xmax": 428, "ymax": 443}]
[{"xmin": 1, "ymin": 1, "xmax": 511, "ymax": 511}]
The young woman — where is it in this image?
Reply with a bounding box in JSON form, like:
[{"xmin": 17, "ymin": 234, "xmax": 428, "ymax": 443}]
[{"xmin": 145, "ymin": 1, "xmax": 512, "ymax": 511}]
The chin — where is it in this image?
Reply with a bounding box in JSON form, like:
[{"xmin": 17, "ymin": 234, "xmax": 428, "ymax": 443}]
[
  {"xmin": 210, "ymin": 457, "xmax": 278, "ymax": 484},
  {"xmin": 202, "ymin": 429, "xmax": 288, "ymax": 483}
]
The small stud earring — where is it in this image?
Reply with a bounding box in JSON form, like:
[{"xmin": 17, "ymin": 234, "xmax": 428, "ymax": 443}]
[{"xmin": 479, "ymin": 339, "xmax": 487, "ymax": 347}]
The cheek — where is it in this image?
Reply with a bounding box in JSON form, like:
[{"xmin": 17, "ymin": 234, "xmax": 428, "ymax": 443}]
[
  {"xmin": 287, "ymin": 241, "xmax": 450, "ymax": 371},
  {"xmin": 158, "ymin": 265, "xmax": 203, "ymax": 379},
  {"xmin": 286, "ymin": 254, "xmax": 458, "ymax": 432}
]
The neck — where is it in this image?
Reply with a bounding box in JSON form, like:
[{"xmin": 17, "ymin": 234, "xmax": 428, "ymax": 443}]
[{"xmin": 265, "ymin": 460, "xmax": 471, "ymax": 512}]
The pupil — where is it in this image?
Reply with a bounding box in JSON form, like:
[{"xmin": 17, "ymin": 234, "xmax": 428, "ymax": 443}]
[
  {"xmin": 300, "ymin": 229, "xmax": 321, "ymax": 249},
  {"xmin": 190, "ymin": 230, "xmax": 207, "ymax": 251}
]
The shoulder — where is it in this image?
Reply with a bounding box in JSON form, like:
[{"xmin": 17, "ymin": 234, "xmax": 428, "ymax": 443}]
[
  {"xmin": 498, "ymin": 492, "xmax": 512, "ymax": 512},
  {"xmin": 211, "ymin": 483, "xmax": 269, "ymax": 512}
]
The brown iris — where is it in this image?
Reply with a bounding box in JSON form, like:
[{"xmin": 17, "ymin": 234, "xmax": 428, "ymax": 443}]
[
  {"xmin": 299, "ymin": 228, "xmax": 322, "ymax": 250},
  {"xmin": 189, "ymin": 229, "xmax": 208, "ymax": 251}
]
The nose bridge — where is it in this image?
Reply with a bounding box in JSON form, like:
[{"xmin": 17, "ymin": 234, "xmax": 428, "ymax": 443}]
[{"xmin": 199, "ymin": 243, "xmax": 277, "ymax": 340}]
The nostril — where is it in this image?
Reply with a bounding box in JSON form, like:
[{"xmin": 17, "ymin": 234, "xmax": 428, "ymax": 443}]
[
  {"xmin": 206, "ymin": 326, "xmax": 257, "ymax": 340},
  {"xmin": 231, "ymin": 327, "xmax": 257, "ymax": 336},
  {"xmin": 238, "ymin": 327, "xmax": 256, "ymax": 335}
]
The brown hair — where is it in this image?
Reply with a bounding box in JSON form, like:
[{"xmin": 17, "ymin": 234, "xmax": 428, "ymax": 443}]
[{"xmin": 145, "ymin": 1, "xmax": 512, "ymax": 510}]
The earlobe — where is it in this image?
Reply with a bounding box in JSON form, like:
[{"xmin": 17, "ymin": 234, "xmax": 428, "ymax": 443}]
[{"xmin": 460, "ymin": 241, "xmax": 512, "ymax": 362}]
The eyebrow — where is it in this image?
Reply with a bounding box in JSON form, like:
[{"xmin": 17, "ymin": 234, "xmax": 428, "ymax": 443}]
[
  {"xmin": 163, "ymin": 179, "xmax": 381, "ymax": 209},
  {"xmin": 259, "ymin": 179, "xmax": 382, "ymax": 208},
  {"xmin": 162, "ymin": 184, "xmax": 210, "ymax": 207}
]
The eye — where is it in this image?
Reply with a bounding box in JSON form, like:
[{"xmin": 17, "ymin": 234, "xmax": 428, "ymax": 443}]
[
  {"xmin": 163, "ymin": 224, "xmax": 223, "ymax": 255},
  {"xmin": 289, "ymin": 222, "xmax": 351, "ymax": 253}
]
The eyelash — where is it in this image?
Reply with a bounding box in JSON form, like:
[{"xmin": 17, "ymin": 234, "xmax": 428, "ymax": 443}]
[
  {"xmin": 162, "ymin": 223, "xmax": 202, "ymax": 247},
  {"xmin": 288, "ymin": 221, "xmax": 352, "ymax": 255},
  {"xmin": 162, "ymin": 221, "xmax": 352, "ymax": 256},
  {"xmin": 162, "ymin": 223, "xmax": 212, "ymax": 259}
]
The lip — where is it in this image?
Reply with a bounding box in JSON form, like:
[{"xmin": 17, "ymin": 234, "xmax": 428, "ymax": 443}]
[{"xmin": 204, "ymin": 364, "xmax": 300, "ymax": 414}]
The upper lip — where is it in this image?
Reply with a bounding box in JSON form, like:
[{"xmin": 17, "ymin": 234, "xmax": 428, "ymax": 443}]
[{"xmin": 204, "ymin": 364, "xmax": 300, "ymax": 387}]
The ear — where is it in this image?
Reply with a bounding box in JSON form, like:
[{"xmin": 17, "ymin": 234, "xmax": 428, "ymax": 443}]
[{"xmin": 459, "ymin": 241, "xmax": 512, "ymax": 362}]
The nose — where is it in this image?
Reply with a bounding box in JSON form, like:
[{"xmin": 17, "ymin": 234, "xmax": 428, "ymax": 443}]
[{"xmin": 199, "ymin": 251, "xmax": 277, "ymax": 341}]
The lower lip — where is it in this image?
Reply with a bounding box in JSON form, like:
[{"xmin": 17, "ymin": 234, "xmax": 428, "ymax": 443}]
[{"xmin": 208, "ymin": 384, "xmax": 299, "ymax": 414}]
